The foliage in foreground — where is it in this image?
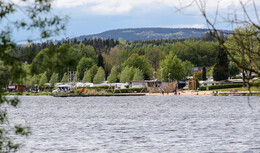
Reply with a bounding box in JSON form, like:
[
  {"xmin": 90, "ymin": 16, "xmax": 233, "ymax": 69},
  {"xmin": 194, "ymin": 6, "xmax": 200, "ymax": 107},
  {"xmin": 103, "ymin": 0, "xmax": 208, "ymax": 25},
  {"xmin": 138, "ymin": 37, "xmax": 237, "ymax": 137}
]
[{"xmin": 0, "ymin": 0, "xmax": 67, "ymax": 152}]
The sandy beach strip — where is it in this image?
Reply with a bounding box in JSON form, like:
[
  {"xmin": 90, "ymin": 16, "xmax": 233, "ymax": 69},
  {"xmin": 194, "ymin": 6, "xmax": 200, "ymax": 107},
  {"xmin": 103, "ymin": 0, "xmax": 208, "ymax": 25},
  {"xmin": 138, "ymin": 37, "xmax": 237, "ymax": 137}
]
[
  {"xmin": 145, "ymin": 90, "xmax": 260, "ymax": 96},
  {"xmin": 145, "ymin": 90, "xmax": 213, "ymax": 96}
]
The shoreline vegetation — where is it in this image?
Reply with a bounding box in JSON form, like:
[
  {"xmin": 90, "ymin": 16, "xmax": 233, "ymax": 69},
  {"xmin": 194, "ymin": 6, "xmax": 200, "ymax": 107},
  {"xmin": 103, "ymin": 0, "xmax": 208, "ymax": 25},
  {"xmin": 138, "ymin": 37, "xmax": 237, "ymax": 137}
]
[
  {"xmin": 4, "ymin": 25, "xmax": 259, "ymax": 100},
  {"xmin": 5, "ymin": 87, "xmax": 260, "ymax": 96}
]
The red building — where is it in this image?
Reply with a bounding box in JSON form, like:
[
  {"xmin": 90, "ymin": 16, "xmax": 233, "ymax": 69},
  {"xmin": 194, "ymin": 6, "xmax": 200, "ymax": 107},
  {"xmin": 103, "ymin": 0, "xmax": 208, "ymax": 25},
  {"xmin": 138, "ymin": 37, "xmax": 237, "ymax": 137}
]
[{"xmin": 6, "ymin": 84, "xmax": 25, "ymax": 92}]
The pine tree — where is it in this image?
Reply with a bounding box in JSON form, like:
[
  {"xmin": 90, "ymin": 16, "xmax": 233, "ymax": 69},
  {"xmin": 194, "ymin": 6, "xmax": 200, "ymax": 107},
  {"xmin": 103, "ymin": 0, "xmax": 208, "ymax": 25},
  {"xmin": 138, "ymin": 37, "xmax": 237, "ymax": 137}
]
[
  {"xmin": 97, "ymin": 54, "xmax": 104, "ymax": 68},
  {"xmin": 202, "ymin": 67, "xmax": 207, "ymax": 80},
  {"xmin": 213, "ymin": 45, "xmax": 230, "ymax": 81}
]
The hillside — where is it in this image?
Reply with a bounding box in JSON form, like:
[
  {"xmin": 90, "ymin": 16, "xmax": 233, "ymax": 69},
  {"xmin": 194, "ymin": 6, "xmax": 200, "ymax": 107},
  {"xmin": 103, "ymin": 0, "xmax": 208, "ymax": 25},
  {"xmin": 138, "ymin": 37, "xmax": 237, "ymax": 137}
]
[{"xmin": 76, "ymin": 28, "xmax": 211, "ymax": 41}]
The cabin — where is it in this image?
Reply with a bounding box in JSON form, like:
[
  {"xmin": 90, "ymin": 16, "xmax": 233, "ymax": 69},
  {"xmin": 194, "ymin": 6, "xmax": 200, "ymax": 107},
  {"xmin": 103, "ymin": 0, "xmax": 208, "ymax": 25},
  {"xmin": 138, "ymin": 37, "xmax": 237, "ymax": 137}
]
[{"xmin": 147, "ymin": 80, "xmax": 177, "ymax": 93}]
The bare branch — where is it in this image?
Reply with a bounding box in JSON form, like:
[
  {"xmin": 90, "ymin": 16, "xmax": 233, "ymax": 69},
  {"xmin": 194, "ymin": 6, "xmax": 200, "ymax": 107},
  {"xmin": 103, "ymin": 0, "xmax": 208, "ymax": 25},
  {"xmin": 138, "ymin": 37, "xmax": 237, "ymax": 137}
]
[
  {"xmin": 240, "ymin": 0, "xmax": 260, "ymax": 29},
  {"xmin": 172, "ymin": 0, "xmax": 195, "ymax": 14},
  {"xmin": 252, "ymin": 0, "xmax": 260, "ymax": 24},
  {"xmin": 213, "ymin": 1, "xmax": 220, "ymax": 26}
]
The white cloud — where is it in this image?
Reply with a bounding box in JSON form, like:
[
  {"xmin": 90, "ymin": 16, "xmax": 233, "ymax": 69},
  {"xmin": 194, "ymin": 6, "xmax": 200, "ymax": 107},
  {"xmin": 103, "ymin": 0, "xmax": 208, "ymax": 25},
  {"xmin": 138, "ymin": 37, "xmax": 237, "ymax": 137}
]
[
  {"xmin": 53, "ymin": 0, "xmax": 260, "ymax": 16},
  {"xmin": 171, "ymin": 24, "xmax": 205, "ymax": 29},
  {"xmin": 55, "ymin": 0, "xmax": 150, "ymax": 13},
  {"xmin": 90, "ymin": 3, "xmax": 133, "ymax": 15},
  {"xmin": 54, "ymin": 0, "xmax": 166, "ymax": 15},
  {"xmin": 54, "ymin": 0, "xmax": 91, "ymax": 8}
]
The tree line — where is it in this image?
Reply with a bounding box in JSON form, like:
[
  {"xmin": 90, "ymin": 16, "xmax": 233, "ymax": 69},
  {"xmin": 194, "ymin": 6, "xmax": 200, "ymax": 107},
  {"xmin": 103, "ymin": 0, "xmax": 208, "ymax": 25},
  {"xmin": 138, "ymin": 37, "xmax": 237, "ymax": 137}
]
[{"xmin": 4, "ymin": 26, "xmax": 256, "ymax": 89}]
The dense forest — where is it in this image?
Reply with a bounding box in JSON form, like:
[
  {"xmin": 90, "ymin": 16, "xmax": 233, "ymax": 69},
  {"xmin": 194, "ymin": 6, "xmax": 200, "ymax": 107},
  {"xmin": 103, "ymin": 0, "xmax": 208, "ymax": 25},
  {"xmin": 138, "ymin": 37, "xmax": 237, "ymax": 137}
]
[
  {"xmin": 75, "ymin": 28, "xmax": 225, "ymax": 41},
  {"xmin": 3, "ymin": 31, "xmax": 244, "ymax": 89}
]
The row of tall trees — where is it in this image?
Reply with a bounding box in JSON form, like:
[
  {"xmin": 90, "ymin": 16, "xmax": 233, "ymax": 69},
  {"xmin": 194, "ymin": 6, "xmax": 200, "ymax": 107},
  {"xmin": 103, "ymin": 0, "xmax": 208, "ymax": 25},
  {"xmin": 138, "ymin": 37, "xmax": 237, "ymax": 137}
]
[{"xmin": 17, "ymin": 41, "xmax": 200, "ymax": 87}]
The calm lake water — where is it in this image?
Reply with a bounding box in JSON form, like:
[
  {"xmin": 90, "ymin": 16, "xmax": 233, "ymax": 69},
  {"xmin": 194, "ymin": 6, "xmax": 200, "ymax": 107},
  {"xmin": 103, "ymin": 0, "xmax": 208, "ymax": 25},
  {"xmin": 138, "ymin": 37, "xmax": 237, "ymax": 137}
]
[{"xmin": 6, "ymin": 96, "xmax": 260, "ymax": 152}]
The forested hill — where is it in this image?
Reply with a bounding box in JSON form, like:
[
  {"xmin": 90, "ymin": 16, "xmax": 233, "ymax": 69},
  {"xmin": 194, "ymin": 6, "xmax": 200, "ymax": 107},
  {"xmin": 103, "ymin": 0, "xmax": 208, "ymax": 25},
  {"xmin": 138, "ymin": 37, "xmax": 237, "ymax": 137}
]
[{"xmin": 75, "ymin": 28, "xmax": 211, "ymax": 41}]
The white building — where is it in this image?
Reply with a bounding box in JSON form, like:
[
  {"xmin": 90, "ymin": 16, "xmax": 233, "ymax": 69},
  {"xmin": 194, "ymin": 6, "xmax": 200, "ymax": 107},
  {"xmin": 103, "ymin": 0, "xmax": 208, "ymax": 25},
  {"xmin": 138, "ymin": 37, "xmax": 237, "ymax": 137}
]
[{"xmin": 129, "ymin": 81, "xmax": 147, "ymax": 88}]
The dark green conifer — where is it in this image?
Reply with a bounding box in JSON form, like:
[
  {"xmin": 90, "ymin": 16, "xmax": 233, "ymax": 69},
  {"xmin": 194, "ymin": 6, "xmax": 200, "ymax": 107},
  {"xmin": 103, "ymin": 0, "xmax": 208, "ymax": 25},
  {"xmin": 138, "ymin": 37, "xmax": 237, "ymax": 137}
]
[
  {"xmin": 213, "ymin": 44, "xmax": 230, "ymax": 81},
  {"xmin": 202, "ymin": 66, "xmax": 207, "ymax": 81}
]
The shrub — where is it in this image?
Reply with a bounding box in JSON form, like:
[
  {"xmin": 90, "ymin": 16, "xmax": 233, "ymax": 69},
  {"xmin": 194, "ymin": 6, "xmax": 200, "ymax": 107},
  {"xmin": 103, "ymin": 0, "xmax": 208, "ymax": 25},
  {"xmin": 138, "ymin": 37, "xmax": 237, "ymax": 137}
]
[
  {"xmin": 75, "ymin": 89, "xmax": 83, "ymax": 95},
  {"xmin": 199, "ymin": 83, "xmax": 243, "ymax": 90},
  {"xmin": 85, "ymin": 86, "xmax": 110, "ymax": 90}
]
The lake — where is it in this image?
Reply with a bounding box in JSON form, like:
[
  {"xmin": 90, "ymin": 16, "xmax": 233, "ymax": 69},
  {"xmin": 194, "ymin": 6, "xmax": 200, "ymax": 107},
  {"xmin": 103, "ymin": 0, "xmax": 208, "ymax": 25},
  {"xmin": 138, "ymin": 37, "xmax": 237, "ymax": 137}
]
[{"xmin": 7, "ymin": 96, "xmax": 260, "ymax": 152}]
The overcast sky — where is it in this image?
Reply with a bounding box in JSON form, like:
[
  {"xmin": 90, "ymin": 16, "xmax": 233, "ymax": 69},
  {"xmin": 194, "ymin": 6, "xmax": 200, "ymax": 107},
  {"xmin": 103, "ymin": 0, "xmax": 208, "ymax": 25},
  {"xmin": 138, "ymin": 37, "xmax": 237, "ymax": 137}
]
[{"xmin": 12, "ymin": 0, "xmax": 260, "ymax": 42}]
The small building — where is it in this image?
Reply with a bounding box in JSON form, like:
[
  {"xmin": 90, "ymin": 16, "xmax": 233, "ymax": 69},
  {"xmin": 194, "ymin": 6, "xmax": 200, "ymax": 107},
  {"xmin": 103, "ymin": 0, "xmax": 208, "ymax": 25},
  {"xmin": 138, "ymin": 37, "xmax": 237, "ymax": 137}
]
[
  {"xmin": 110, "ymin": 83, "xmax": 129, "ymax": 89},
  {"xmin": 199, "ymin": 80, "xmax": 222, "ymax": 86},
  {"xmin": 193, "ymin": 67, "xmax": 211, "ymax": 72},
  {"xmin": 227, "ymin": 79, "xmax": 244, "ymax": 83},
  {"xmin": 147, "ymin": 80, "xmax": 177, "ymax": 93},
  {"xmin": 6, "ymin": 84, "xmax": 25, "ymax": 92},
  {"xmin": 129, "ymin": 81, "xmax": 147, "ymax": 88}
]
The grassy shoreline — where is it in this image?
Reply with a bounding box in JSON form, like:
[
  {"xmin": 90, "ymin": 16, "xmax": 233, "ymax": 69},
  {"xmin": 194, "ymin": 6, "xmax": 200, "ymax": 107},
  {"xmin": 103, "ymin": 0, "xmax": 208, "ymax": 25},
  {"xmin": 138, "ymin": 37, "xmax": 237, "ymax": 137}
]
[{"xmin": 4, "ymin": 87, "xmax": 260, "ymax": 96}]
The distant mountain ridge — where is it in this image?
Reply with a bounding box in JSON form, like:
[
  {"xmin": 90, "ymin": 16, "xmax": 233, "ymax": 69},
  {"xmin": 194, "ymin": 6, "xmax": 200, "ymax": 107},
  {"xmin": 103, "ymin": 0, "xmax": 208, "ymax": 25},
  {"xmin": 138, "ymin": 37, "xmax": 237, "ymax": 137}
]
[{"xmin": 75, "ymin": 28, "xmax": 213, "ymax": 41}]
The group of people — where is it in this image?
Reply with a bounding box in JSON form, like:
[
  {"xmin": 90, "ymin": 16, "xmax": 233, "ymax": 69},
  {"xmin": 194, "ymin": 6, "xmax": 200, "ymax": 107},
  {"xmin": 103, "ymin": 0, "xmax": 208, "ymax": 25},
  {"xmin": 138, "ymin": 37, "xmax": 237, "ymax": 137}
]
[{"xmin": 24, "ymin": 88, "xmax": 39, "ymax": 93}]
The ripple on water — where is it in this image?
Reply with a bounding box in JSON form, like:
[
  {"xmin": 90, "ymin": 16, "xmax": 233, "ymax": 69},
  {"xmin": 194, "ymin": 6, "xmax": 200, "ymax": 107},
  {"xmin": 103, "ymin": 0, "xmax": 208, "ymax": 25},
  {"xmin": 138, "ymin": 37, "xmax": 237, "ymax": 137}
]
[{"xmin": 6, "ymin": 96, "xmax": 260, "ymax": 152}]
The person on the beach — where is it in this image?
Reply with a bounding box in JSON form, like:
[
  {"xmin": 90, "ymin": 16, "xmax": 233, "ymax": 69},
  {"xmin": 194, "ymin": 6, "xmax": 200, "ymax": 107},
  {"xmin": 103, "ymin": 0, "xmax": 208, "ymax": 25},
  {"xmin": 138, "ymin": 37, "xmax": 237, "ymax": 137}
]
[{"xmin": 174, "ymin": 89, "xmax": 177, "ymax": 95}]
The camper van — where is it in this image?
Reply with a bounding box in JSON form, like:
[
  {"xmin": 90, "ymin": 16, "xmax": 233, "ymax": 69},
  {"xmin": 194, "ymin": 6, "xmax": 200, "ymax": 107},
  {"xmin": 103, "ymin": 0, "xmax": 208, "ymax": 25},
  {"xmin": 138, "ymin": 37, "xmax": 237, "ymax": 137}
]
[{"xmin": 52, "ymin": 85, "xmax": 72, "ymax": 93}]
